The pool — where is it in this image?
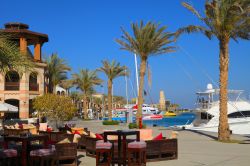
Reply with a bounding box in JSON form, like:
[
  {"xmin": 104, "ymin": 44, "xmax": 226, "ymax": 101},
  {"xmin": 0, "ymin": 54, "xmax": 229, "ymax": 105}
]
[{"xmin": 143, "ymin": 113, "xmax": 196, "ymax": 127}]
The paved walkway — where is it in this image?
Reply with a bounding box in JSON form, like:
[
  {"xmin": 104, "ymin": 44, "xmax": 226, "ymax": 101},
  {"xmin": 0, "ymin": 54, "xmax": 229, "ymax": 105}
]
[{"xmin": 70, "ymin": 119, "xmax": 250, "ymax": 166}]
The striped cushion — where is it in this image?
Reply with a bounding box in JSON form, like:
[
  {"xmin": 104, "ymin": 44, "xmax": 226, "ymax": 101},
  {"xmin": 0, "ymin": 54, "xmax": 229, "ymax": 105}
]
[
  {"xmin": 128, "ymin": 141, "xmax": 146, "ymax": 149},
  {"xmin": 30, "ymin": 149, "xmax": 55, "ymax": 157},
  {"xmin": 1, "ymin": 149, "xmax": 17, "ymax": 157},
  {"xmin": 96, "ymin": 140, "xmax": 112, "ymax": 149}
]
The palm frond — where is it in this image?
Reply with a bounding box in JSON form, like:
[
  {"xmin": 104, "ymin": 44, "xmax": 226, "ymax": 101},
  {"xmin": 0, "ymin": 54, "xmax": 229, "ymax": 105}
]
[
  {"xmin": 72, "ymin": 69, "xmax": 102, "ymax": 95},
  {"xmin": 116, "ymin": 21, "xmax": 176, "ymax": 58},
  {"xmin": 0, "ymin": 34, "xmax": 34, "ymax": 73},
  {"xmin": 98, "ymin": 60, "xmax": 128, "ymax": 81}
]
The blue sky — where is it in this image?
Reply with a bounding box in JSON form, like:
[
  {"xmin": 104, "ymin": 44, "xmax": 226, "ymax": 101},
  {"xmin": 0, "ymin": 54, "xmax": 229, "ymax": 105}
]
[{"xmin": 2, "ymin": 0, "xmax": 250, "ymax": 108}]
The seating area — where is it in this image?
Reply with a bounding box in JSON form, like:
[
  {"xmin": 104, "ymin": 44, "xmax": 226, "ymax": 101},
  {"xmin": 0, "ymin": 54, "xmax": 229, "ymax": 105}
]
[
  {"xmin": 0, "ymin": 123, "xmax": 178, "ymax": 165},
  {"xmin": 84, "ymin": 129, "xmax": 178, "ymax": 164}
]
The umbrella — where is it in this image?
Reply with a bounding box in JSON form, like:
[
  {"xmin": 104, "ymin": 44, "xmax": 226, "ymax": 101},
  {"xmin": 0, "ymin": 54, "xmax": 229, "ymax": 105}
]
[{"xmin": 0, "ymin": 103, "xmax": 18, "ymax": 113}]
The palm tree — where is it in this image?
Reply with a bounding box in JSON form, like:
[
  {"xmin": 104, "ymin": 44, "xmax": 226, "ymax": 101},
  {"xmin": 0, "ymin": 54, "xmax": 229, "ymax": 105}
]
[
  {"xmin": 98, "ymin": 60, "xmax": 127, "ymax": 121},
  {"xmin": 60, "ymin": 79, "xmax": 74, "ymax": 95},
  {"xmin": 176, "ymin": 0, "xmax": 250, "ymax": 141},
  {"xmin": 72, "ymin": 69, "xmax": 102, "ymax": 119},
  {"xmin": 0, "ymin": 34, "xmax": 33, "ymax": 72},
  {"xmin": 116, "ymin": 21, "xmax": 176, "ymax": 125},
  {"xmin": 45, "ymin": 53, "xmax": 71, "ymax": 93}
]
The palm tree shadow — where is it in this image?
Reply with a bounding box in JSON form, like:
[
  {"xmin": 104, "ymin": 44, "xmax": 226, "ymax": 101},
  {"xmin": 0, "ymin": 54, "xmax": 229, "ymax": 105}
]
[{"xmin": 186, "ymin": 129, "xmax": 218, "ymax": 140}]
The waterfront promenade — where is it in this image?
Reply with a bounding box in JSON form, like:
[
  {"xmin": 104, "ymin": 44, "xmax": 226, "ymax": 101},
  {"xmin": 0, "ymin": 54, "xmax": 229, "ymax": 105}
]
[{"xmin": 75, "ymin": 120, "xmax": 250, "ymax": 166}]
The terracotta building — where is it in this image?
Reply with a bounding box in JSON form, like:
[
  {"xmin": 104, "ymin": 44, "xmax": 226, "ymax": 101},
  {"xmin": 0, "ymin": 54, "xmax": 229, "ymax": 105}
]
[{"xmin": 0, "ymin": 22, "xmax": 48, "ymax": 119}]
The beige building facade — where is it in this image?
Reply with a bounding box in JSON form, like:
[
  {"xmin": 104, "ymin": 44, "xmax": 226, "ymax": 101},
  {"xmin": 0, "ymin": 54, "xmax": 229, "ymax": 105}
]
[{"xmin": 0, "ymin": 22, "xmax": 48, "ymax": 119}]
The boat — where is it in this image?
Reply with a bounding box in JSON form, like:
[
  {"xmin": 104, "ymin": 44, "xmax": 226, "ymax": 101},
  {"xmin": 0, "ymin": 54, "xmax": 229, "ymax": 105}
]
[
  {"xmin": 164, "ymin": 111, "xmax": 176, "ymax": 117},
  {"xmin": 185, "ymin": 84, "xmax": 250, "ymax": 135},
  {"xmin": 143, "ymin": 114, "xmax": 163, "ymax": 120},
  {"xmin": 132, "ymin": 104, "xmax": 160, "ymax": 116}
]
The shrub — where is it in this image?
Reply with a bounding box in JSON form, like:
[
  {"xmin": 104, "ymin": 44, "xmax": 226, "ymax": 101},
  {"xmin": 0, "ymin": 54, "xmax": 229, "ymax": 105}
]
[
  {"xmin": 102, "ymin": 120, "xmax": 119, "ymax": 125},
  {"xmin": 128, "ymin": 123, "xmax": 146, "ymax": 129}
]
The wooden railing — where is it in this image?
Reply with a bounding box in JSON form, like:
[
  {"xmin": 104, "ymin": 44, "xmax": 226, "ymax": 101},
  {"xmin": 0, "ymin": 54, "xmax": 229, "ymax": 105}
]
[
  {"xmin": 29, "ymin": 83, "xmax": 39, "ymax": 91},
  {"xmin": 5, "ymin": 82, "xmax": 20, "ymax": 90}
]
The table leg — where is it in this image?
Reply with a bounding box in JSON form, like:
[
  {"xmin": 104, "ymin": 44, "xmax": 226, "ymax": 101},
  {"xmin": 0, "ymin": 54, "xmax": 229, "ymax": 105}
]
[
  {"xmin": 118, "ymin": 135, "xmax": 121, "ymax": 166},
  {"xmin": 122, "ymin": 135, "xmax": 127, "ymax": 166},
  {"xmin": 22, "ymin": 140, "xmax": 27, "ymax": 166}
]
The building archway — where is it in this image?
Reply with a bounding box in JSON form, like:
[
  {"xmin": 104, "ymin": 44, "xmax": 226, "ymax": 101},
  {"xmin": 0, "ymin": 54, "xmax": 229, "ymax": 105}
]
[
  {"xmin": 5, "ymin": 71, "xmax": 20, "ymax": 90},
  {"xmin": 29, "ymin": 99, "xmax": 35, "ymax": 117},
  {"xmin": 4, "ymin": 99, "xmax": 19, "ymax": 119}
]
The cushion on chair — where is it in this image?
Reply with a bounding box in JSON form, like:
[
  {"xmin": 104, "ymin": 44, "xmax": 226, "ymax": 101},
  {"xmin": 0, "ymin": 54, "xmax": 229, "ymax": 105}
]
[
  {"xmin": 73, "ymin": 130, "xmax": 81, "ymax": 135},
  {"xmin": 30, "ymin": 149, "xmax": 54, "ymax": 157},
  {"xmin": 39, "ymin": 123, "xmax": 48, "ymax": 131},
  {"xmin": 66, "ymin": 130, "xmax": 72, "ymax": 134},
  {"xmin": 57, "ymin": 138, "xmax": 71, "ymax": 144},
  {"xmin": 128, "ymin": 141, "xmax": 146, "ymax": 149},
  {"xmin": 139, "ymin": 129, "xmax": 153, "ymax": 141},
  {"xmin": 96, "ymin": 140, "xmax": 112, "ymax": 149},
  {"xmin": 89, "ymin": 132, "xmax": 97, "ymax": 138},
  {"xmin": 1, "ymin": 149, "xmax": 17, "ymax": 157},
  {"xmin": 73, "ymin": 134, "xmax": 81, "ymax": 143},
  {"xmin": 95, "ymin": 133, "xmax": 104, "ymax": 140},
  {"xmin": 153, "ymin": 132, "xmax": 163, "ymax": 140}
]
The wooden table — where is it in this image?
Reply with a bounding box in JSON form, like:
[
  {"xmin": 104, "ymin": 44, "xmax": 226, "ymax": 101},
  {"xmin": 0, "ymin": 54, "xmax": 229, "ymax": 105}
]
[
  {"xmin": 103, "ymin": 130, "xmax": 140, "ymax": 166},
  {"xmin": 4, "ymin": 135, "xmax": 48, "ymax": 166}
]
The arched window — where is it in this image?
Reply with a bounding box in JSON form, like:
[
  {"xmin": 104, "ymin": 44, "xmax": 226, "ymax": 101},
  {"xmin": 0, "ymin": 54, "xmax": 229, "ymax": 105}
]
[
  {"xmin": 29, "ymin": 72, "xmax": 39, "ymax": 91},
  {"xmin": 5, "ymin": 71, "xmax": 20, "ymax": 90},
  {"xmin": 61, "ymin": 91, "xmax": 65, "ymax": 95},
  {"xmin": 57, "ymin": 91, "xmax": 61, "ymax": 95}
]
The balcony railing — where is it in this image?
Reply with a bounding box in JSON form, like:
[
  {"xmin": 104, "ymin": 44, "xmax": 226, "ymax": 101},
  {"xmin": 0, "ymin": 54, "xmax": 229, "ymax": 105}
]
[
  {"xmin": 29, "ymin": 83, "xmax": 39, "ymax": 91},
  {"xmin": 5, "ymin": 82, "xmax": 20, "ymax": 91}
]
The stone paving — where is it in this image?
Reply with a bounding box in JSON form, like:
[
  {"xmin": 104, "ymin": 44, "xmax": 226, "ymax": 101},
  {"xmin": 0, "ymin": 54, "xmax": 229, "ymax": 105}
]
[{"xmin": 69, "ymin": 119, "xmax": 250, "ymax": 166}]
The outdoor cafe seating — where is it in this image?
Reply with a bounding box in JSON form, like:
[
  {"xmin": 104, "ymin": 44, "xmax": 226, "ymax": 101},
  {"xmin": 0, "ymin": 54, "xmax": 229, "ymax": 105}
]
[{"xmin": 0, "ymin": 122, "xmax": 81, "ymax": 166}]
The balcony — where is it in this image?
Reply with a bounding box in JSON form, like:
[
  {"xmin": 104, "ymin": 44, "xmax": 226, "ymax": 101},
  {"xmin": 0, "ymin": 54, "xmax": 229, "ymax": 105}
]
[
  {"xmin": 29, "ymin": 83, "xmax": 39, "ymax": 91},
  {"xmin": 5, "ymin": 82, "xmax": 20, "ymax": 91}
]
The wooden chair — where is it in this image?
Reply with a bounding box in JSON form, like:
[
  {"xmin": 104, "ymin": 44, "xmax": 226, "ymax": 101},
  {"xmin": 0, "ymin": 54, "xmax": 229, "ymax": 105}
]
[
  {"xmin": 85, "ymin": 136, "xmax": 100, "ymax": 157},
  {"xmin": 55, "ymin": 143, "xmax": 77, "ymax": 166},
  {"xmin": 0, "ymin": 142, "xmax": 18, "ymax": 166},
  {"xmin": 145, "ymin": 138, "xmax": 178, "ymax": 161},
  {"xmin": 95, "ymin": 140, "xmax": 112, "ymax": 166},
  {"xmin": 127, "ymin": 141, "xmax": 146, "ymax": 166},
  {"xmin": 29, "ymin": 148, "xmax": 55, "ymax": 166}
]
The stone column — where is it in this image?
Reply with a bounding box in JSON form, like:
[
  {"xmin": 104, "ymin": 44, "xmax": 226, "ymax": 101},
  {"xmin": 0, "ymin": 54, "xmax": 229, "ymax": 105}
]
[
  {"xmin": 34, "ymin": 43, "xmax": 41, "ymax": 61},
  {"xmin": 19, "ymin": 73, "xmax": 29, "ymax": 118},
  {"xmin": 20, "ymin": 37, "xmax": 27, "ymax": 54},
  {"xmin": 38, "ymin": 68, "xmax": 45, "ymax": 95},
  {"xmin": 0, "ymin": 74, "xmax": 4, "ymax": 104},
  {"xmin": 159, "ymin": 90, "xmax": 166, "ymax": 111}
]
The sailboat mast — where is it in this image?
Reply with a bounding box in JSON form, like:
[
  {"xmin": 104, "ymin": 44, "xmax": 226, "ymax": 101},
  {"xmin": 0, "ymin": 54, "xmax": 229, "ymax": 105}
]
[{"xmin": 125, "ymin": 69, "xmax": 129, "ymax": 106}]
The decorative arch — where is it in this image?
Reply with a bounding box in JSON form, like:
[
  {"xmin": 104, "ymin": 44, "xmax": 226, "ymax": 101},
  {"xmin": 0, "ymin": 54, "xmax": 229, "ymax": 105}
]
[{"xmin": 5, "ymin": 71, "xmax": 20, "ymax": 90}]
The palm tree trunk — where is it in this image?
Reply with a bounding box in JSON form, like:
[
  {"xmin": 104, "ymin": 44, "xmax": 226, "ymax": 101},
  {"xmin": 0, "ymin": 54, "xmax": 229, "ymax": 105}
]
[
  {"xmin": 83, "ymin": 94, "xmax": 88, "ymax": 119},
  {"xmin": 108, "ymin": 79, "xmax": 113, "ymax": 121},
  {"xmin": 48, "ymin": 77, "xmax": 53, "ymax": 93},
  {"xmin": 218, "ymin": 38, "xmax": 230, "ymax": 141},
  {"xmin": 137, "ymin": 57, "xmax": 147, "ymax": 125}
]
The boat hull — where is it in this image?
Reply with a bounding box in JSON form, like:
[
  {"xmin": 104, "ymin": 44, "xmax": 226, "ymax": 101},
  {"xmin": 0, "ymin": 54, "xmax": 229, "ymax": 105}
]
[{"xmin": 186, "ymin": 117, "xmax": 250, "ymax": 135}]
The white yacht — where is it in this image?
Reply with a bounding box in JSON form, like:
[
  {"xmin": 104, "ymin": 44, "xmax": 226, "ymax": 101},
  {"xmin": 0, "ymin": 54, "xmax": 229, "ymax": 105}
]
[{"xmin": 185, "ymin": 84, "xmax": 250, "ymax": 135}]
